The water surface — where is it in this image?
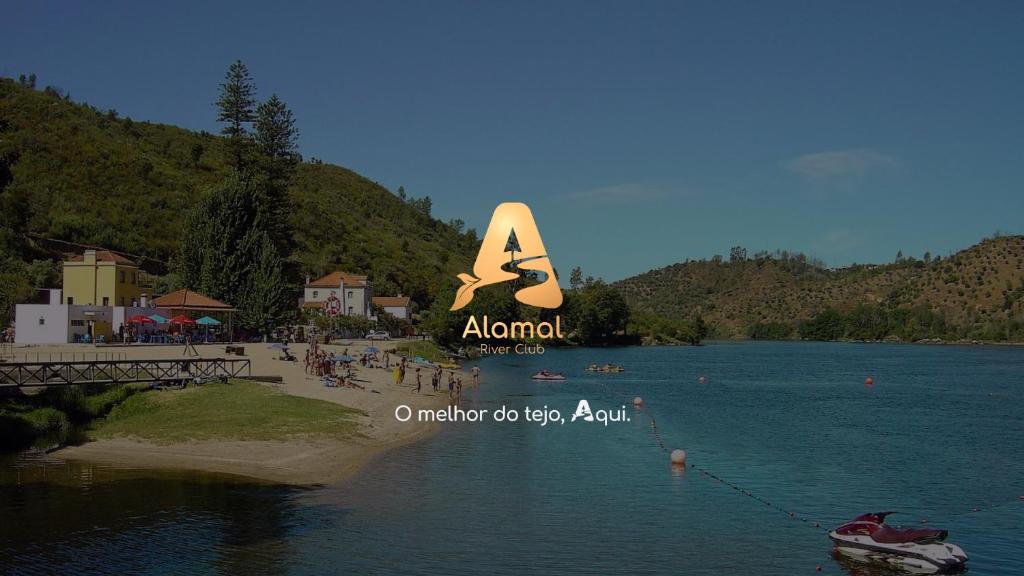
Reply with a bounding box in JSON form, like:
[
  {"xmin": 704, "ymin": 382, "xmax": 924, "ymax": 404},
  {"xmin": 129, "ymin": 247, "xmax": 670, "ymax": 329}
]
[{"xmin": 2, "ymin": 342, "xmax": 1022, "ymax": 575}]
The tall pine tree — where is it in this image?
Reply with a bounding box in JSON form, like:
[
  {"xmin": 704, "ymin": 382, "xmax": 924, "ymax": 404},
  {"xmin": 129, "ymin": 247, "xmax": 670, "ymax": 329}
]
[
  {"xmin": 254, "ymin": 94, "xmax": 299, "ymax": 254},
  {"xmin": 216, "ymin": 60, "xmax": 257, "ymax": 171}
]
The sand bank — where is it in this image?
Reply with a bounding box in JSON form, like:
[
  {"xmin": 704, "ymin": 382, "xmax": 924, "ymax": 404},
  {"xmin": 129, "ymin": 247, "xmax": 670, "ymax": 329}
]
[{"xmin": 17, "ymin": 339, "xmax": 468, "ymax": 484}]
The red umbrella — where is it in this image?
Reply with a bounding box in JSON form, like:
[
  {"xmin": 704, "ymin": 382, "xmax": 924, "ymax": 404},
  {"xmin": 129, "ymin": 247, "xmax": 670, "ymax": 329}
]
[
  {"xmin": 169, "ymin": 315, "xmax": 196, "ymax": 325},
  {"xmin": 128, "ymin": 315, "xmax": 155, "ymax": 324}
]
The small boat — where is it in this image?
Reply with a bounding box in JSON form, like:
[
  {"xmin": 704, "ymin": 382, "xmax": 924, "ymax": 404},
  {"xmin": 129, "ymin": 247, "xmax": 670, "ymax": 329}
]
[
  {"xmin": 438, "ymin": 362, "xmax": 461, "ymax": 370},
  {"xmin": 829, "ymin": 512, "xmax": 967, "ymax": 573},
  {"xmin": 585, "ymin": 363, "xmax": 625, "ymax": 373},
  {"xmin": 531, "ymin": 370, "xmax": 566, "ymax": 381}
]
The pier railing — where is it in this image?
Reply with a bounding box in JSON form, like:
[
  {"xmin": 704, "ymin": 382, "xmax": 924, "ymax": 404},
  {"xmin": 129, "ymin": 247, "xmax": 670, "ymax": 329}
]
[{"xmin": 0, "ymin": 358, "xmax": 251, "ymax": 388}]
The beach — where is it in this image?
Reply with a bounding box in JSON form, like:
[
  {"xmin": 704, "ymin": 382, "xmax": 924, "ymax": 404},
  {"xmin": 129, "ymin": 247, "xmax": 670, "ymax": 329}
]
[{"xmin": 10, "ymin": 339, "xmax": 463, "ymax": 485}]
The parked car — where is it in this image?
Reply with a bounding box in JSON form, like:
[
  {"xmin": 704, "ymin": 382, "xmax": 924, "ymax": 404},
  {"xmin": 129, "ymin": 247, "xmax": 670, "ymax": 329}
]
[{"xmin": 365, "ymin": 330, "xmax": 392, "ymax": 341}]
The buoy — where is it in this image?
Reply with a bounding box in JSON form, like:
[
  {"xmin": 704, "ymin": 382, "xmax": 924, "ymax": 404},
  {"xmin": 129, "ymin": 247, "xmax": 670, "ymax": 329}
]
[
  {"xmin": 864, "ymin": 376, "xmax": 874, "ymax": 386},
  {"xmin": 633, "ymin": 396, "xmax": 643, "ymax": 407},
  {"xmin": 670, "ymin": 449, "xmax": 687, "ymax": 465},
  {"xmin": 698, "ymin": 375, "xmax": 706, "ymax": 384},
  {"xmin": 816, "ymin": 565, "xmax": 822, "ymax": 572}
]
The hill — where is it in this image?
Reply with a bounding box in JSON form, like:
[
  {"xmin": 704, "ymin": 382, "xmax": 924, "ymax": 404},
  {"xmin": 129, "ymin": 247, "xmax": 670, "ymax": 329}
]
[
  {"xmin": 0, "ymin": 77, "xmax": 476, "ymax": 320},
  {"xmin": 614, "ymin": 236, "xmax": 1024, "ymax": 342}
]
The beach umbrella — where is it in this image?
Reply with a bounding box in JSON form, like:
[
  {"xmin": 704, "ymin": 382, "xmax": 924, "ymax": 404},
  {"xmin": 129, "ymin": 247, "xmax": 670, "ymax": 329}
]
[
  {"xmin": 365, "ymin": 346, "xmax": 381, "ymax": 354},
  {"xmin": 128, "ymin": 315, "xmax": 155, "ymax": 324},
  {"xmin": 335, "ymin": 354, "xmax": 355, "ymax": 363},
  {"xmin": 195, "ymin": 316, "xmax": 221, "ymax": 326},
  {"xmin": 170, "ymin": 315, "xmax": 196, "ymax": 325},
  {"xmin": 148, "ymin": 313, "xmax": 169, "ymax": 323}
]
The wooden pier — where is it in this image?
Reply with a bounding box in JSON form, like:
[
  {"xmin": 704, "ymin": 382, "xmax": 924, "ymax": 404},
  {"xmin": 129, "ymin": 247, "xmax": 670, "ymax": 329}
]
[{"xmin": 0, "ymin": 357, "xmax": 251, "ymax": 388}]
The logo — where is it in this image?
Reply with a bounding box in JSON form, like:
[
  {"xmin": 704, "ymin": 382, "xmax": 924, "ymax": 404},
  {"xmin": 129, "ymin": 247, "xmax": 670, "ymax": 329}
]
[{"xmin": 450, "ymin": 202, "xmax": 562, "ymax": 311}]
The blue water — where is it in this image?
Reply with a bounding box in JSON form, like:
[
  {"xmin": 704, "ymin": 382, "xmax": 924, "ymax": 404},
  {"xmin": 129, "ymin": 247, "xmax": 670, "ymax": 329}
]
[{"xmin": 2, "ymin": 342, "xmax": 1023, "ymax": 575}]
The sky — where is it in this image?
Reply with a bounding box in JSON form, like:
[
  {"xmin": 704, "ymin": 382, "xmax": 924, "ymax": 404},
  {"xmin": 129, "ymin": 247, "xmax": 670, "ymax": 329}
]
[{"xmin": 3, "ymin": 1, "xmax": 1023, "ymax": 281}]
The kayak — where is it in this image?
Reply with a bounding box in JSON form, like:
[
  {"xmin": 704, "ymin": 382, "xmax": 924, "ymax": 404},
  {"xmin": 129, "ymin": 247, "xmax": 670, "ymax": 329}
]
[{"xmin": 532, "ymin": 371, "xmax": 566, "ymax": 381}]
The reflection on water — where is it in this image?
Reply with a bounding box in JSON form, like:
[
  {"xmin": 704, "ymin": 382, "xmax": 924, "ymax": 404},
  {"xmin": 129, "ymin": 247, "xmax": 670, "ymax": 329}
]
[
  {"xmin": 0, "ymin": 455, "xmax": 313, "ymax": 575},
  {"xmin": 1, "ymin": 342, "xmax": 1023, "ymax": 575}
]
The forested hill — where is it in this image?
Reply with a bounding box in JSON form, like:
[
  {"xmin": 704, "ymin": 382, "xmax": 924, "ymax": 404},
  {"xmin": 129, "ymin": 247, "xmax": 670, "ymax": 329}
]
[
  {"xmin": 614, "ymin": 236, "xmax": 1024, "ymax": 342},
  {"xmin": 0, "ymin": 77, "xmax": 476, "ymax": 308}
]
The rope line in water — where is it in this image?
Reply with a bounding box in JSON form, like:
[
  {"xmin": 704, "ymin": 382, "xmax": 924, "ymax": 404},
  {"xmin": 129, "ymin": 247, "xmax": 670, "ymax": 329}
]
[{"xmin": 582, "ymin": 372, "xmax": 1021, "ymax": 527}]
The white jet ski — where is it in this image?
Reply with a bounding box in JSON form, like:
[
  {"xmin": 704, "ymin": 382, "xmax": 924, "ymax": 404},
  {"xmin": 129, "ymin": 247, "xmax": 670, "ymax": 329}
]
[{"xmin": 829, "ymin": 512, "xmax": 967, "ymax": 573}]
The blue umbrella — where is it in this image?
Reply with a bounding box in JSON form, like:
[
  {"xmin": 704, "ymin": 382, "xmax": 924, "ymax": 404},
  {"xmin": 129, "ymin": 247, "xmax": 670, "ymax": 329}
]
[
  {"xmin": 196, "ymin": 316, "xmax": 221, "ymax": 326},
  {"xmin": 365, "ymin": 346, "xmax": 381, "ymax": 354},
  {"xmin": 148, "ymin": 313, "xmax": 169, "ymax": 323},
  {"xmin": 335, "ymin": 354, "xmax": 355, "ymax": 363}
]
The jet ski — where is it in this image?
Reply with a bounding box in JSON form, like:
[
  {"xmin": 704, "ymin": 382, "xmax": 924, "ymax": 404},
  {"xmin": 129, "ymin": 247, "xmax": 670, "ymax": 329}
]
[
  {"xmin": 531, "ymin": 370, "xmax": 566, "ymax": 381},
  {"xmin": 829, "ymin": 512, "xmax": 967, "ymax": 573}
]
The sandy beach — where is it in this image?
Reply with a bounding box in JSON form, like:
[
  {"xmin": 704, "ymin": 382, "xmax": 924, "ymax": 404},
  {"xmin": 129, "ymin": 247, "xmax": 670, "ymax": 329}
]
[{"xmin": 9, "ymin": 339, "xmax": 464, "ymax": 485}]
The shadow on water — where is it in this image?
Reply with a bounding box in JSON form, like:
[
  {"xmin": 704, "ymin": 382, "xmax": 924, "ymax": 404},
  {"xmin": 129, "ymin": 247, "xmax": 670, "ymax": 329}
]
[{"xmin": 0, "ymin": 455, "xmax": 331, "ymax": 575}]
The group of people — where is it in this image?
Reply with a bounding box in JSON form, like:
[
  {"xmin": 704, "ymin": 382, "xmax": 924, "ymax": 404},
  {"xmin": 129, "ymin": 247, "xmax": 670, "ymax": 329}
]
[{"xmin": 303, "ymin": 340, "xmax": 481, "ymax": 399}]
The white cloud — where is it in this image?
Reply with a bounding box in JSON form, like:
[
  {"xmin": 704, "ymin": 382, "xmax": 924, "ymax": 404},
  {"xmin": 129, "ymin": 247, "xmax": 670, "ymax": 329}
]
[{"xmin": 782, "ymin": 149, "xmax": 897, "ymax": 179}]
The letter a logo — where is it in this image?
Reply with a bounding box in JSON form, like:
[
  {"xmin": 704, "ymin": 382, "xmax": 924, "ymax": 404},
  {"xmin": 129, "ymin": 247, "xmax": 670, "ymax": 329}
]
[{"xmin": 450, "ymin": 202, "xmax": 563, "ymax": 311}]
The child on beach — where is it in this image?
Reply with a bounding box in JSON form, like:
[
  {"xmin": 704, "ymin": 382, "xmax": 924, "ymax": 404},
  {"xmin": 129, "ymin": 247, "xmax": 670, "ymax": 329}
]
[{"xmin": 472, "ymin": 365, "xmax": 480, "ymax": 385}]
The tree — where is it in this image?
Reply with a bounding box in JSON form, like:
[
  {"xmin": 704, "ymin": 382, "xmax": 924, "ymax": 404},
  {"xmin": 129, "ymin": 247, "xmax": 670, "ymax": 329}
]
[
  {"xmin": 237, "ymin": 231, "xmax": 292, "ymax": 336},
  {"xmin": 569, "ymin": 266, "xmax": 583, "ymax": 292},
  {"xmin": 190, "ymin": 142, "xmax": 205, "ymax": 167},
  {"xmin": 691, "ymin": 313, "xmax": 709, "ymax": 344},
  {"xmin": 216, "ymin": 60, "xmax": 257, "ymax": 170},
  {"xmin": 178, "ymin": 175, "xmax": 269, "ymax": 305},
  {"xmin": 254, "ymin": 93, "xmax": 299, "ymax": 253},
  {"xmin": 729, "ymin": 246, "xmax": 748, "ymax": 262}
]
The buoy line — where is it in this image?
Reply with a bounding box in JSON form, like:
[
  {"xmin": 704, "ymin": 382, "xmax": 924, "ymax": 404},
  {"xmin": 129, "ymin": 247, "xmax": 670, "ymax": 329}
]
[
  {"xmin": 580, "ymin": 373, "xmax": 1022, "ymax": 526},
  {"xmin": 579, "ymin": 373, "xmax": 830, "ymax": 531}
]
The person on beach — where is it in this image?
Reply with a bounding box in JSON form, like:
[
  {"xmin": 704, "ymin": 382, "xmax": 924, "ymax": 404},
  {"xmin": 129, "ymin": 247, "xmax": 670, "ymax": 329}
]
[
  {"xmin": 472, "ymin": 365, "xmax": 480, "ymax": 386},
  {"xmin": 414, "ymin": 367, "xmax": 422, "ymax": 393},
  {"xmin": 383, "ymin": 350, "xmax": 390, "ymax": 368},
  {"xmin": 431, "ymin": 368, "xmax": 439, "ymax": 392},
  {"xmin": 448, "ymin": 375, "xmax": 455, "ymax": 399}
]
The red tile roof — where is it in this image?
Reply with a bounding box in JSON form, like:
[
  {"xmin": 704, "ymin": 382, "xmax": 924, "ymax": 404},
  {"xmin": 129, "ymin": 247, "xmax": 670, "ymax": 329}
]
[
  {"xmin": 67, "ymin": 250, "xmax": 137, "ymax": 266},
  {"xmin": 152, "ymin": 289, "xmax": 235, "ymax": 311},
  {"xmin": 372, "ymin": 296, "xmax": 411, "ymax": 308},
  {"xmin": 308, "ymin": 271, "xmax": 368, "ymax": 288}
]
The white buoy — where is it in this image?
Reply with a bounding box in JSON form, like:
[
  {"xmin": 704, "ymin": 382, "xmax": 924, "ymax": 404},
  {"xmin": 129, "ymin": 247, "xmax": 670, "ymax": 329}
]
[
  {"xmin": 670, "ymin": 449, "xmax": 687, "ymax": 465},
  {"xmin": 632, "ymin": 396, "xmax": 643, "ymax": 407}
]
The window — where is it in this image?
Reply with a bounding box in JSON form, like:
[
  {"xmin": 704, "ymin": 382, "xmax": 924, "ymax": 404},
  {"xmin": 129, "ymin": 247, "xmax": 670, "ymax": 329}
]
[
  {"xmin": 120, "ymin": 297, "xmax": 125, "ymax": 306},
  {"xmin": 313, "ymin": 290, "xmax": 319, "ymax": 298},
  {"xmin": 347, "ymin": 290, "xmax": 353, "ymax": 299},
  {"xmin": 71, "ymin": 320, "xmax": 85, "ymax": 327},
  {"xmin": 67, "ymin": 297, "xmax": 74, "ymax": 305},
  {"xmin": 120, "ymin": 271, "xmax": 125, "ymax": 283},
  {"xmin": 102, "ymin": 297, "xmax": 110, "ymax": 306},
  {"xmin": 131, "ymin": 272, "xmax": 136, "ymax": 284},
  {"xmin": 347, "ymin": 306, "xmax": 353, "ymax": 315},
  {"xmin": 38, "ymin": 317, "xmax": 45, "ymax": 326}
]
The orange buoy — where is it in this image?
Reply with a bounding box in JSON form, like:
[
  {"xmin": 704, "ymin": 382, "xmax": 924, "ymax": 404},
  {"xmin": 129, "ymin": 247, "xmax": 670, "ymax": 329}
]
[
  {"xmin": 864, "ymin": 376, "xmax": 874, "ymax": 386},
  {"xmin": 670, "ymin": 449, "xmax": 687, "ymax": 465}
]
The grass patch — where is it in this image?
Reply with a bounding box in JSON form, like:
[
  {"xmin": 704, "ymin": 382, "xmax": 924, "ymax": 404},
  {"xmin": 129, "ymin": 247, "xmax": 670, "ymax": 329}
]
[
  {"xmin": 92, "ymin": 380, "xmax": 365, "ymax": 444},
  {"xmin": 392, "ymin": 340, "xmax": 449, "ymax": 363}
]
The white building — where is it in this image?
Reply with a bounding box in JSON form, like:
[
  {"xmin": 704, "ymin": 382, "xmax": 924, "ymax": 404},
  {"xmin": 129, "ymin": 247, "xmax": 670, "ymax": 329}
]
[
  {"xmin": 372, "ymin": 296, "xmax": 412, "ymax": 320},
  {"xmin": 14, "ymin": 289, "xmax": 171, "ymax": 344},
  {"xmin": 301, "ymin": 271, "xmax": 373, "ymax": 318}
]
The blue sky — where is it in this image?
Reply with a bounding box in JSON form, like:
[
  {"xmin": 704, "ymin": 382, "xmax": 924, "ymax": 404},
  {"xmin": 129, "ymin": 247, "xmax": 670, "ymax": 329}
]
[{"xmin": 3, "ymin": 1, "xmax": 1023, "ymax": 281}]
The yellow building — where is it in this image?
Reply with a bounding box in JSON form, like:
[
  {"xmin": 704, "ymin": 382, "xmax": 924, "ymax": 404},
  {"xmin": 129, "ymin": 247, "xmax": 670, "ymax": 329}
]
[{"xmin": 62, "ymin": 249, "xmax": 143, "ymax": 307}]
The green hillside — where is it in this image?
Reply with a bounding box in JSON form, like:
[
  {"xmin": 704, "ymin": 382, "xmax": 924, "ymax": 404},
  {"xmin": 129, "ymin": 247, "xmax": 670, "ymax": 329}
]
[
  {"xmin": 614, "ymin": 236, "xmax": 1024, "ymax": 342},
  {"xmin": 0, "ymin": 77, "xmax": 476, "ymax": 321}
]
